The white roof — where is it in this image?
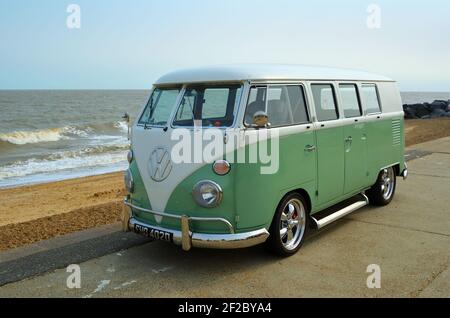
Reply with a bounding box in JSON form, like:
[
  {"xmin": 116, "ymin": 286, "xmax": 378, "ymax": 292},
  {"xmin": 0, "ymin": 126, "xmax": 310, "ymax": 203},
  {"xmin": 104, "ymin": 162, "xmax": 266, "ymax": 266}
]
[{"xmin": 155, "ymin": 64, "xmax": 394, "ymax": 85}]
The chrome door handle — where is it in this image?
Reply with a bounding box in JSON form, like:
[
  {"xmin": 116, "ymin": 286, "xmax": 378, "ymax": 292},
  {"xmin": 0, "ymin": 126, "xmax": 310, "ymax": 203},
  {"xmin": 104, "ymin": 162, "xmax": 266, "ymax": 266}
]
[
  {"xmin": 345, "ymin": 136, "xmax": 353, "ymax": 142},
  {"xmin": 304, "ymin": 145, "xmax": 316, "ymax": 152}
]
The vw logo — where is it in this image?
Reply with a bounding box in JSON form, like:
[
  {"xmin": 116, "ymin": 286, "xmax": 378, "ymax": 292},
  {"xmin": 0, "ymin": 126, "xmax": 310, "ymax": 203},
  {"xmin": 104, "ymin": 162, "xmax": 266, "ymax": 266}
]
[{"xmin": 148, "ymin": 147, "xmax": 172, "ymax": 182}]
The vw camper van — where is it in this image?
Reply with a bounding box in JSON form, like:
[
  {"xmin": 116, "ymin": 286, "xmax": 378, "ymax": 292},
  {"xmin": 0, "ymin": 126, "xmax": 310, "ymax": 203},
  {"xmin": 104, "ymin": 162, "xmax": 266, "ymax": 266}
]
[{"xmin": 123, "ymin": 64, "xmax": 407, "ymax": 256}]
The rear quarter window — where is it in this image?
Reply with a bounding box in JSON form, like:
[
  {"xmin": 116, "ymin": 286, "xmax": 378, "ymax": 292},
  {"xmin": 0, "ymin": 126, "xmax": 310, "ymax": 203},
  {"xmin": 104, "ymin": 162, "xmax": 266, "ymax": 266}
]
[
  {"xmin": 361, "ymin": 84, "xmax": 381, "ymax": 114},
  {"xmin": 339, "ymin": 84, "xmax": 362, "ymax": 118}
]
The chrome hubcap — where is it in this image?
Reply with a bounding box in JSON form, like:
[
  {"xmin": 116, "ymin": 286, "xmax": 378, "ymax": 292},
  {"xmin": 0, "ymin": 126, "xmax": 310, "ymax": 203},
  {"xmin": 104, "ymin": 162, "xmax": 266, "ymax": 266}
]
[
  {"xmin": 280, "ymin": 198, "xmax": 306, "ymax": 251},
  {"xmin": 381, "ymin": 167, "xmax": 395, "ymax": 200}
]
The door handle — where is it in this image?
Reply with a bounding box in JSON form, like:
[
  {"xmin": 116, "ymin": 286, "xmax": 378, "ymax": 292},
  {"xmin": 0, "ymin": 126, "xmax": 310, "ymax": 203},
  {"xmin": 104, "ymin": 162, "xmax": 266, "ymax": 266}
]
[
  {"xmin": 304, "ymin": 145, "xmax": 316, "ymax": 152},
  {"xmin": 345, "ymin": 136, "xmax": 353, "ymax": 142}
]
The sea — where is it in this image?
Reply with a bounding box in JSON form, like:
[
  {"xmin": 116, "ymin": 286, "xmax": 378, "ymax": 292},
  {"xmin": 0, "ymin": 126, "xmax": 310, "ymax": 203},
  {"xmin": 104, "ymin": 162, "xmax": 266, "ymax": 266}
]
[{"xmin": 0, "ymin": 90, "xmax": 449, "ymax": 189}]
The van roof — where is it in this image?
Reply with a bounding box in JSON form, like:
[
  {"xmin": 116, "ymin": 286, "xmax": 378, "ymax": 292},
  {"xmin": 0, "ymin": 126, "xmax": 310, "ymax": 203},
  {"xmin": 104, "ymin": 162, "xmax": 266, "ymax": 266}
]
[{"xmin": 155, "ymin": 64, "xmax": 394, "ymax": 85}]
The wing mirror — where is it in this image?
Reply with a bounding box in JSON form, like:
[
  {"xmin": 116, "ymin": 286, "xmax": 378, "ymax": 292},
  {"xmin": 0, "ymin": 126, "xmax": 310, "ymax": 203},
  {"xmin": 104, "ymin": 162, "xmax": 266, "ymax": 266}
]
[
  {"xmin": 253, "ymin": 111, "xmax": 269, "ymax": 128},
  {"xmin": 122, "ymin": 112, "xmax": 130, "ymax": 140}
]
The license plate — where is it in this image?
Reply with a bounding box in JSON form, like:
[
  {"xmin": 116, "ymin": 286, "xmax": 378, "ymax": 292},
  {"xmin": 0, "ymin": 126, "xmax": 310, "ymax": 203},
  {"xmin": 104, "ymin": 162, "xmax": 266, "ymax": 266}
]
[{"xmin": 134, "ymin": 224, "xmax": 173, "ymax": 243}]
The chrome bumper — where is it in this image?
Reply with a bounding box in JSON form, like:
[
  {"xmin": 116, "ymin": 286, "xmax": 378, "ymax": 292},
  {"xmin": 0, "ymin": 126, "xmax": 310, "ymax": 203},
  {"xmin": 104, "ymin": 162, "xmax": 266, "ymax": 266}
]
[
  {"xmin": 402, "ymin": 162, "xmax": 408, "ymax": 180},
  {"xmin": 123, "ymin": 199, "xmax": 269, "ymax": 251}
]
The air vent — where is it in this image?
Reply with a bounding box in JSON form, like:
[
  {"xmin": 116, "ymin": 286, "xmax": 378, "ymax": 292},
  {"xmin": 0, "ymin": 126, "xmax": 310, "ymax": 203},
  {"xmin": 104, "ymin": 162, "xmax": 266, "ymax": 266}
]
[{"xmin": 392, "ymin": 119, "xmax": 401, "ymax": 146}]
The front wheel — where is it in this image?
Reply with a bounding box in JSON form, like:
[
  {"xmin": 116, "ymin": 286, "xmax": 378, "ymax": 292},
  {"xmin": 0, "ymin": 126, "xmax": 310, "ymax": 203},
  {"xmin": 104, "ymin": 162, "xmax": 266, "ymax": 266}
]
[
  {"xmin": 266, "ymin": 193, "xmax": 308, "ymax": 256},
  {"xmin": 367, "ymin": 166, "xmax": 397, "ymax": 206}
]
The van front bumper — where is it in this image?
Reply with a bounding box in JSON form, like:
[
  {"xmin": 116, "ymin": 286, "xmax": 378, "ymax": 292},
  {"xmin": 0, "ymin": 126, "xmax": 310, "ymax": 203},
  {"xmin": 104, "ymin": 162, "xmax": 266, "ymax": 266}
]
[{"xmin": 123, "ymin": 198, "xmax": 269, "ymax": 251}]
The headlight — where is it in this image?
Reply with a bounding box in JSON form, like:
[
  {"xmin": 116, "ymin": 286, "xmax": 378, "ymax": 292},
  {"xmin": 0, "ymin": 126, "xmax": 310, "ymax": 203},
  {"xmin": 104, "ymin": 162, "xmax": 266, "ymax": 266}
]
[
  {"xmin": 127, "ymin": 150, "xmax": 133, "ymax": 163},
  {"xmin": 192, "ymin": 180, "xmax": 223, "ymax": 208},
  {"xmin": 124, "ymin": 169, "xmax": 134, "ymax": 193}
]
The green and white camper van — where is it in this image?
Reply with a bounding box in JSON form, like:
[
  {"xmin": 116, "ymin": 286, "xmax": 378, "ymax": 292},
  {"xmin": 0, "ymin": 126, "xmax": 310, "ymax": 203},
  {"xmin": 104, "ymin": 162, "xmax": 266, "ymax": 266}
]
[{"xmin": 122, "ymin": 64, "xmax": 407, "ymax": 256}]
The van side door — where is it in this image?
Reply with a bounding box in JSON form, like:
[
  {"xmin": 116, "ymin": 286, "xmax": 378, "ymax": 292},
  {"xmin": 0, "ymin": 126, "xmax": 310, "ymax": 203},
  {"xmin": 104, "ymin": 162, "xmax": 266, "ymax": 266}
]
[
  {"xmin": 338, "ymin": 83, "xmax": 368, "ymax": 194},
  {"xmin": 236, "ymin": 84, "xmax": 316, "ymax": 230},
  {"xmin": 310, "ymin": 83, "xmax": 345, "ymax": 207}
]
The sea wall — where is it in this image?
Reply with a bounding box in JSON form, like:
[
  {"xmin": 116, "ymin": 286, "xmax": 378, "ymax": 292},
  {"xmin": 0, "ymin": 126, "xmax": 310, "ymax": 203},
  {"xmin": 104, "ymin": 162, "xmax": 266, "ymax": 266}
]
[{"xmin": 403, "ymin": 100, "xmax": 450, "ymax": 119}]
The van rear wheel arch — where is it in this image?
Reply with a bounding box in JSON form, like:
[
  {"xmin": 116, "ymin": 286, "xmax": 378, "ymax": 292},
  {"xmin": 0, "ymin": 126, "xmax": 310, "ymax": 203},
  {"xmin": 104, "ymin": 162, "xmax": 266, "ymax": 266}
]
[{"xmin": 367, "ymin": 166, "xmax": 397, "ymax": 206}]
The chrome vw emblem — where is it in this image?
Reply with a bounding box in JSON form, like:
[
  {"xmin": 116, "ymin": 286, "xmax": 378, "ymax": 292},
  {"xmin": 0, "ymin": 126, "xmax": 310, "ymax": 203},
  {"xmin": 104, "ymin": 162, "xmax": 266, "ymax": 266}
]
[{"xmin": 148, "ymin": 147, "xmax": 172, "ymax": 182}]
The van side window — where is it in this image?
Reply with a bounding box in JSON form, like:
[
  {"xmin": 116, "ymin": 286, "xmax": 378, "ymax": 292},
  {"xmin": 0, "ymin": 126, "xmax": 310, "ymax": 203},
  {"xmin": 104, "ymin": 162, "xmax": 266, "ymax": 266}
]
[
  {"xmin": 244, "ymin": 85, "xmax": 309, "ymax": 127},
  {"xmin": 311, "ymin": 84, "xmax": 338, "ymax": 121},
  {"xmin": 361, "ymin": 84, "xmax": 381, "ymax": 114},
  {"xmin": 339, "ymin": 84, "xmax": 362, "ymax": 118}
]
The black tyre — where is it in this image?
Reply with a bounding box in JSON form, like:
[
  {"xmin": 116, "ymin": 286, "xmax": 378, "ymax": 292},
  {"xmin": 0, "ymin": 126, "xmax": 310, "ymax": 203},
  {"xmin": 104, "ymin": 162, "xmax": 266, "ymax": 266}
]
[
  {"xmin": 266, "ymin": 193, "xmax": 309, "ymax": 256},
  {"xmin": 367, "ymin": 167, "xmax": 397, "ymax": 206}
]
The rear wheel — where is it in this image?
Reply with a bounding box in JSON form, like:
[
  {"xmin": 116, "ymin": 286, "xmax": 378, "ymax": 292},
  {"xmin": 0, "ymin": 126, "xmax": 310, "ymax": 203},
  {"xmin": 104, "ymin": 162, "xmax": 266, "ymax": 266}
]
[
  {"xmin": 367, "ymin": 167, "xmax": 397, "ymax": 206},
  {"xmin": 266, "ymin": 193, "xmax": 308, "ymax": 256}
]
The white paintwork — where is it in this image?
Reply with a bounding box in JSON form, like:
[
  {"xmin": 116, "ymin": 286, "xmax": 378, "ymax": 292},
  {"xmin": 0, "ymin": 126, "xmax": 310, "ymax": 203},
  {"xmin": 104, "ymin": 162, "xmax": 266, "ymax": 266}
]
[
  {"xmin": 155, "ymin": 64, "xmax": 394, "ymax": 85},
  {"xmin": 375, "ymin": 81, "xmax": 404, "ymax": 113},
  {"xmin": 132, "ymin": 126, "xmax": 242, "ymax": 215}
]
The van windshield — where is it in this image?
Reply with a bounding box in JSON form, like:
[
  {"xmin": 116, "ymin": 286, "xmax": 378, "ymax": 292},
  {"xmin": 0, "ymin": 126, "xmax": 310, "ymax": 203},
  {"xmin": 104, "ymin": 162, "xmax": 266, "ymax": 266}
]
[
  {"xmin": 139, "ymin": 87, "xmax": 181, "ymax": 127},
  {"xmin": 173, "ymin": 85, "xmax": 242, "ymax": 127}
]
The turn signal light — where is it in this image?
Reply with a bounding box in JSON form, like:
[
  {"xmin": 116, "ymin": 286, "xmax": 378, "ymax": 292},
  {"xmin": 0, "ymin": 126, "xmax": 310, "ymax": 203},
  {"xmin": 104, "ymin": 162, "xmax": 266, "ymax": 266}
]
[{"xmin": 213, "ymin": 160, "xmax": 231, "ymax": 176}]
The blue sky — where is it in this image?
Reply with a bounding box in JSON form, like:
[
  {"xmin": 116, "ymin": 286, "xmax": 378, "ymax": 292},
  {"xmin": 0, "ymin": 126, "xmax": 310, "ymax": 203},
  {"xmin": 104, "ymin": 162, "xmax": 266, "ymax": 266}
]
[{"xmin": 0, "ymin": 0, "xmax": 449, "ymax": 91}]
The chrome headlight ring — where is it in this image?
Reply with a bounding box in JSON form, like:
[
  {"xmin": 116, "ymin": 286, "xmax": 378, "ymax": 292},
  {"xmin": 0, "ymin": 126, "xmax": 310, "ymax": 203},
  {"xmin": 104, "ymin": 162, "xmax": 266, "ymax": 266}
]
[{"xmin": 192, "ymin": 180, "xmax": 223, "ymax": 208}]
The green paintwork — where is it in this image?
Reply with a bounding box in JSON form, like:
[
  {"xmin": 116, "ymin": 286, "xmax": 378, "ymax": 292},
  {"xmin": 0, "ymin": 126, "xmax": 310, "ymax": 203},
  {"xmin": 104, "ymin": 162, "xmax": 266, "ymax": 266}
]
[
  {"xmin": 129, "ymin": 115, "xmax": 405, "ymax": 235},
  {"xmin": 315, "ymin": 125, "xmax": 345, "ymax": 206},
  {"xmin": 132, "ymin": 162, "xmax": 236, "ymax": 234},
  {"xmin": 234, "ymin": 130, "xmax": 316, "ymax": 231},
  {"xmin": 344, "ymin": 122, "xmax": 368, "ymax": 194}
]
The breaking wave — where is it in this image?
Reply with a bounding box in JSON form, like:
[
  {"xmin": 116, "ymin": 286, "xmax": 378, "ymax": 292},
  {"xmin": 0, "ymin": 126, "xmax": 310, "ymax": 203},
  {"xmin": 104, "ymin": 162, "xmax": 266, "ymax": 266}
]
[
  {"xmin": 0, "ymin": 145, "xmax": 129, "ymax": 181},
  {"xmin": 0, "ymin": 121, "xmax": 127, "ymax": 146},
  {"xmin": 114, "ymin": 121, "xmax": 129, "ymax": 133},
  {"xmin": 0, "ymin": 127, "xmax": 71, "ymax": 145}
]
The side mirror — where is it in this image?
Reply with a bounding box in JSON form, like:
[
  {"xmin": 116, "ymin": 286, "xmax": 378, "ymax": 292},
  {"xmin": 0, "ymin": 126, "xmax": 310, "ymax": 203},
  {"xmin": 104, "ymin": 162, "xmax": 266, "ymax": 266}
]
[
  {"xmin": 122, "ymin": 112, "xmax": 130, "ymax": 140},
  {"xmin": 253, "ymin": 111, "xmax": 269, "ymax": 128}
]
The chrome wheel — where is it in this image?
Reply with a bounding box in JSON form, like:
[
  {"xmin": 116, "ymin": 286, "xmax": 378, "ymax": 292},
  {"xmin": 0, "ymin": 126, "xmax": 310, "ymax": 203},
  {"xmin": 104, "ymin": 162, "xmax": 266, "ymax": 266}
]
[
  {"xmin": 381, "ymin": 167, "xmax": 395, "ymax": 200},
  {"xmin": 279, "ymin": 198, "xmax": 306, "ymax": 251}
]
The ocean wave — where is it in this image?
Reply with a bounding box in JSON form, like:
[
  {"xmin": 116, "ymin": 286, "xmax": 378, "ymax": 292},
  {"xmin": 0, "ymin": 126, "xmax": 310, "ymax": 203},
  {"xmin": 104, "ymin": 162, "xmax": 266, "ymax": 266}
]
[
  {"xmin": 0, "ymin": 126, "xmax": 90, "ymax": 145},
  {"xmin": 0, "ymin": 148, "xmax": 128, "ymax": 180},
  {"xmin": 0, "ymin": 121, "xmax": 128, "ymax": 146},
  {"xmin": 47, "ymin": 144, "xmax": 130, "ymax": 161},
  {"xmin": 0, "ymin": 128, "xmax": 69, "ymax": 145},
  {"xmin": 114, "ymin": 121, "xmax": 129, "ymax": 133}
]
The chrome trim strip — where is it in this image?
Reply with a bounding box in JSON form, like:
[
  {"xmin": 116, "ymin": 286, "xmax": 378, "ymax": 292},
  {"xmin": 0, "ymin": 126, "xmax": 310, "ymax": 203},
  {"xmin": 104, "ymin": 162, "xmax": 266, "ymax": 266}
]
[
  {"xmin": 123, "ymin": 199, "xmax": 234, "ymax": 234},
  {"xmin": 311, "ymin": 193, "xmax": 369, "ymax": 229},
  {"xmin": 128, "ymin": 218, "xmax": 269, "ymax": 250}
]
